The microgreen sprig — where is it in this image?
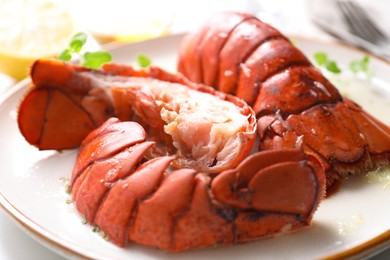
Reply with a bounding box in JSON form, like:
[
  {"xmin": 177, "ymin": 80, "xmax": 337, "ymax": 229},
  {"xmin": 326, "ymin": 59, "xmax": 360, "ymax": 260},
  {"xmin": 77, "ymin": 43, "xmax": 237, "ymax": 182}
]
[
  {"xmin": 350, "ymin": 56, "xmax": 372, "ymax": 78},
  {"xmin": 314, "ymin": 52, "xmax": 342, "ymax": 74},
  {"xmin": 59, "ymin": 32, "xmax": 112, "ymax": 69},
  {"xmin": 137, "ymin": 53, "xmax": 152, "ymax": 68}
]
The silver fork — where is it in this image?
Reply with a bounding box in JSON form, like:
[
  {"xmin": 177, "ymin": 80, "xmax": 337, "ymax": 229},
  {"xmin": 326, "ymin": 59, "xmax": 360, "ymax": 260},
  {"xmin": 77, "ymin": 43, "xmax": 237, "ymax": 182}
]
[
  {"xmin": 336, "ymin": 0, "xmax": 390, "ymax": 60},
  {"xmin": 337, "ymin": 0, "xmax": 388, "ymax": 45}
]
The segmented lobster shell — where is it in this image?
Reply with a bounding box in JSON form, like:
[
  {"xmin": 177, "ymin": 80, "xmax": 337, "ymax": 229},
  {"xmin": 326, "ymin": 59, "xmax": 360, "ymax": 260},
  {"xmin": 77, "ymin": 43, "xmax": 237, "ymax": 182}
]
[
  {"xmin": 17, "ymin": 58, "xmax": 326, "ymax": 251},
  {"xmin": 18, "ymin": 59, "xmax": 257, "ymax": 174},
  {"xmin": 178, "ymin": 12, "xmax": 390, "ymax": 187},
  {"xmin": 71, "ymin": 117, "xmax": 325, "ymax": 251}
]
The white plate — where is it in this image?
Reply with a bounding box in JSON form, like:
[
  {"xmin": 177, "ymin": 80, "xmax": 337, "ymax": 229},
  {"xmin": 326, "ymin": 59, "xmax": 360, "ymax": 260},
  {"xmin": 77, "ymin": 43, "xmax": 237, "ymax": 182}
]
[{"xmin": 0, "ymin": 34, "xmax": 390, "ymax": 260}]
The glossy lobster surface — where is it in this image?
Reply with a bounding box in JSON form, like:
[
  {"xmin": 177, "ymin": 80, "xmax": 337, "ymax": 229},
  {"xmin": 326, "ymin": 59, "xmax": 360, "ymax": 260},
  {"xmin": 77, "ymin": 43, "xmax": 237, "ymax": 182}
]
[
  {"xmin": 17, "ymin": 58, "xmax": 326, "ymax": 251},
  {"xmin": 17, "ymin": 11, "xmax": 390, "ymax": 252},
  {"xmin": 178, "ymin": 12, "xmax": 390, "ymax": 187},
  {"xmin": 18, "ymin": 59, "xmax": 257, "ymax": 174},
  {"xmin": 71, "ymin": 117, "xmax": 324, "ymax": 251}
]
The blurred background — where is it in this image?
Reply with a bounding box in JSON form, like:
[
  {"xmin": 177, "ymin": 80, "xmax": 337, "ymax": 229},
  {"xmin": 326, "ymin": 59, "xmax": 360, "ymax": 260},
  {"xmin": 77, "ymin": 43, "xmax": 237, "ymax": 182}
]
[
  {"xmin": 1, "ymin": 0, "xmax": 389, "ymax": 89},
  {"xmin": 2, "ymin": 0, "xmax": 389, "ymax": 92}
]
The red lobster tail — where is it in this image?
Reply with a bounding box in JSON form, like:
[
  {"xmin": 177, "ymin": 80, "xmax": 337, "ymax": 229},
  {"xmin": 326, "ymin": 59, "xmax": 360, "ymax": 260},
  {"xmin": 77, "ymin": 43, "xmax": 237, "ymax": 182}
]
[
  {"xmin": 70, "ymin": 118, "xmax": 325, "ymax": 252},
  {"xmin": 19, "ymin": 59, "xmax": 257, "ymax": 175},
  {"xmin": 178, "ymin": 12, "xmax": 253, "ymax": 84},
  {"xmin": 18, "ymin": 59, "xmax": 114, "ymax": 150},
  {"xmin": 177, "ymin": 12, "xmax": 390, "ymax": 187}
]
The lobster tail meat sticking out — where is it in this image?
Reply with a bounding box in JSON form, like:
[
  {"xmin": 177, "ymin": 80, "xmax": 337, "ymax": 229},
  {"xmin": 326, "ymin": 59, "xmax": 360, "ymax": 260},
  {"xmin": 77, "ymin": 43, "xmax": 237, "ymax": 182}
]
[
  {"xmin": 17, "ymin": 58, "xmax": 326, "ymax": 251},
  {"xmin": 110, "ymin": 75, "xmax": 256, "ymax": 173},
  {"xmin": 178, "ymin": 12, "xmax": 390, "ymax": 187},
  {"xmin": 71, "ymin": 117, "xmax": 325, "ymax": 251},
  {"xmin": 17, "ymin": 59, "xmax": 256, "ymax": 173}
]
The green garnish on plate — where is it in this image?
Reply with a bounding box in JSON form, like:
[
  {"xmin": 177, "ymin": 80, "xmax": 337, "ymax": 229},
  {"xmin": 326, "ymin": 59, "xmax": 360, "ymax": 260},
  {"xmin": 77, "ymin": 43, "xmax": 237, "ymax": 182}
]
[
  {"xmin": 137, "ymin": 53, "xmax": 152, "ymax": 68},
  {"xmin": 314, "ymin": 52, "xmax": 342, "ymax": 74},
  {"xmin": 59, "ymin": 32, "xmax": 112, "ymax": 69},
  {"xmin": 350, "ymin": 56, "xmax": 372, "ymax": 78}
]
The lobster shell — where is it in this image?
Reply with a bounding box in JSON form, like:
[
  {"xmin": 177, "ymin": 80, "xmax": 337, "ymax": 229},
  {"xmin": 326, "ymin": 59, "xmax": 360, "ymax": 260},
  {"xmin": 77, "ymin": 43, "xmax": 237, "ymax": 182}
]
[
  {"xmin": 178, "ymin": 12, "xmax": 390, "ymax": 187},
  {"xmin": 16, "ymin": 58, "xmax": 326, "ymax": 251},
  {"xmin": 71, "ymin": 117, "xmax": 325, "ymax": 251},
  {"xmin": 18, "ymin": 59, "xmax": 257, "ymax": 174}
]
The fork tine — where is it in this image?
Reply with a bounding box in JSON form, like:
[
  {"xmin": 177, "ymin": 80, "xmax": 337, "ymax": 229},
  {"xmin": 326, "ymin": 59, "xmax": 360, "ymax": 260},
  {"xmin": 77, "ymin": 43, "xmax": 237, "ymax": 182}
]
[
  {"xmin": 337, "ymin": 0, "xmax": 388, "ymax": 44},
  {"xmin": 337, "ymin": 1, "xmax": 366, "ymax": 38},
  {"xmin": 345, "ymin": 1, "xmax": 388, "ymax": 41},
  {"xmin": 337, "ymin": 1, "xmax": 375, "ymax": 40}
]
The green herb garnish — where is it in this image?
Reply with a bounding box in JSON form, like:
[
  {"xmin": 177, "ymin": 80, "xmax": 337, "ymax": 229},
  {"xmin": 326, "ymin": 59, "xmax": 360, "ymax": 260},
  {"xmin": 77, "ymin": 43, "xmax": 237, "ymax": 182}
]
[
  {"xmin": 350, "ymin": 56, "xmax": 372, "ymax": 78},
  {"xmin": 325, "ymin": 60, "xmax": 342, "ymax": 73},
  {"xmin": 92, "ymin": 226, "xmax": 100, "ymax": 233},
  {"xmin": 83, "ymin": 51, "xmax": 113, "ymax": 69},
  {"xmin": 65, "ymin": 182, "xmax": 71, "ymax": 194},
  {"xmin": 99, "ymin": 230, "xmax": 110, "ymax": 241},
  {"xmin": 137, "ymin": 54, "xmax": 152, "ymax": 68},
  {"xmin": 69, "ymin": 32, "xmax": 87, "ymax": 53},
  {"xmin": 314, "ymin": 52, "xmax": 327, "ymax": 65},
  {"xmin": 314, "ymin": 52, "xmax": 342, "ymax": 74},
  {"xmin": 58, "ymin": 49, "xmax": 72, "ymax": 61},
  {"xmin": 91, "ymin": 225, "xmax": 110, "ymax": 240},
  {"xmin": 59, "ymin": 32, "xmax": 112, "ymax": 69}
]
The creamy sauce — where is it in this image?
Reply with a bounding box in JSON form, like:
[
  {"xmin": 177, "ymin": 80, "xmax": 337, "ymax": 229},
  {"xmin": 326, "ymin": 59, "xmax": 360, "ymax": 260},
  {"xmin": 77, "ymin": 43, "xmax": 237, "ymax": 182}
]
[
  {"xmin": 337, "ymin": 214, "xmax": 364, "ymax": 236},
  {"xmin": 320, "ymin": 68, "xmax": 390, "ymax": 197},
  {"xmin": 365, "ymin": 167, "xmax": 390, "ymax": 189}
]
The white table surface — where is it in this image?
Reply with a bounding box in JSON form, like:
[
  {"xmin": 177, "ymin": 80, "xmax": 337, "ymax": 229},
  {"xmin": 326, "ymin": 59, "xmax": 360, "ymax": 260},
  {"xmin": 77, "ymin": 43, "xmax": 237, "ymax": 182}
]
[{"xmin": 0, "ymin": 0, "xmax": 389, "ymax": 259}]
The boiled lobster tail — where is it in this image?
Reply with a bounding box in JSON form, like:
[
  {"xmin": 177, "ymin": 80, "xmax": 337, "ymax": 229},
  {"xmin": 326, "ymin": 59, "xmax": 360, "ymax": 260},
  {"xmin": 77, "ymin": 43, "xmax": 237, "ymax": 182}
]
[
  {"xmin": 17, "ymin": 10, "xmax": 390, "ymax": 252},
  {"xmin": 71, "ymin": 118, "xmax": 325, "ymax": 251},
  {"xmin": 18, "ymin": 60, "xmax": 115, "ymax": 150},
  {"xmin": 18, "ymin": 59, "xmax": 257, "ymax": 175},
  {"xmin": 178, "ymin": 12, "xmax": 390, "ymax": 187},
  {"xmin": 17, "ymin": 59, "xmax": 327, "ymax": 251}
]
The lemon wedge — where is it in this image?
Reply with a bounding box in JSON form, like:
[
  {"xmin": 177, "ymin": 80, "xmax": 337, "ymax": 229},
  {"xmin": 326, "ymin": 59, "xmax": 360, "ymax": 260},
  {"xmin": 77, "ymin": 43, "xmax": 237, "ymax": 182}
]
[
  {"xmin": 64, "ymin": 0, "xmax": 172, "ymax": 43},
  {"xmin": 0, "ymin": 0, "xmax": 74, "ymax": 79},
  {"xmin": 93, "ymin": 20, "xmax": 171, "ymax": 43}
]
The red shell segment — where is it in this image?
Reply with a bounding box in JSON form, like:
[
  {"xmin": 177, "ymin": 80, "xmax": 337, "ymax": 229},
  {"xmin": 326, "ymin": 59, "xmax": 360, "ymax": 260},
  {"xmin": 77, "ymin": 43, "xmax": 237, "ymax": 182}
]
[{"xmin": 177, "ymin": 12, "xmax": 390, "ymax": 187}]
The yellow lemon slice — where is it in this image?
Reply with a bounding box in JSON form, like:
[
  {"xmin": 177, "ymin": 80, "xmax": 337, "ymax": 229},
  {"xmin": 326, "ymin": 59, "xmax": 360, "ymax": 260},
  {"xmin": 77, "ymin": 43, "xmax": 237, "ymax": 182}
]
[
  {"xmin": 0, "ymin": 0, "xmax": 74, "ymax": 79},
  {"xmin": 94, "ymin": 19, "xmax": 171, "ymax": 43},
  {"xmin": 66, "ymin": 0, "xmax": 172, "ymax": 43}
]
